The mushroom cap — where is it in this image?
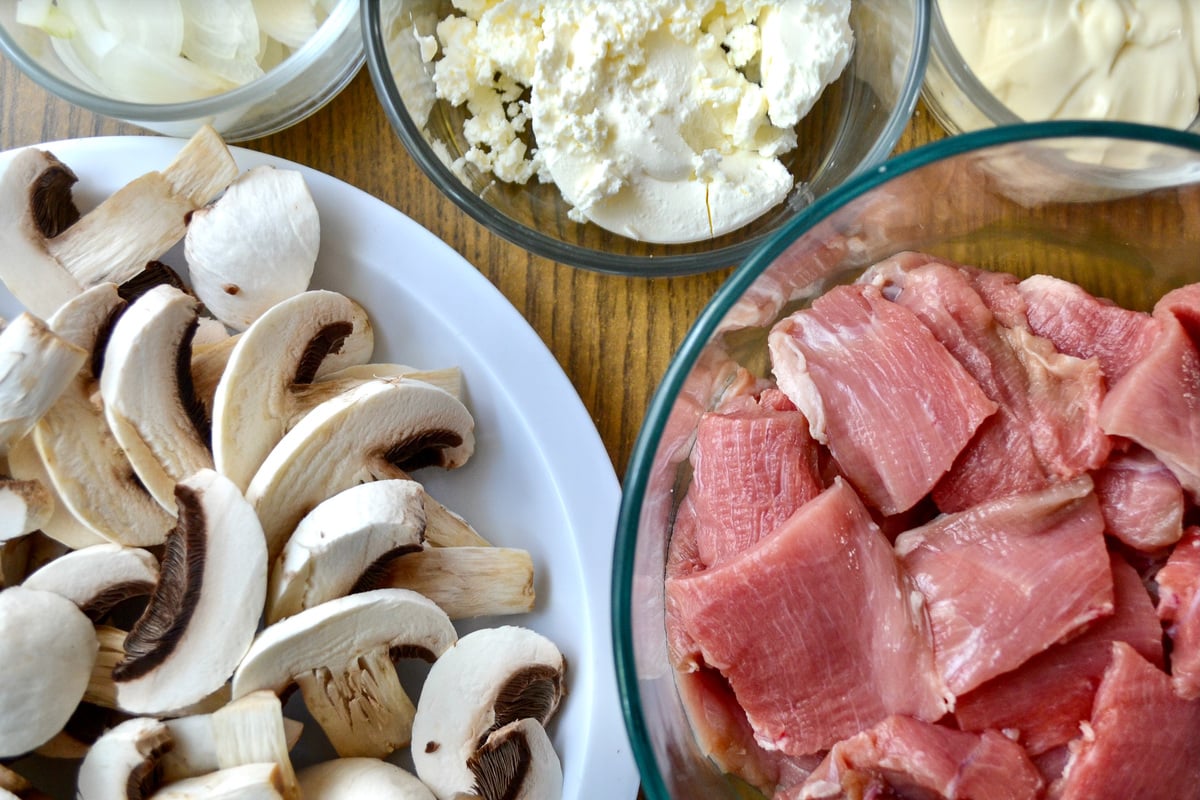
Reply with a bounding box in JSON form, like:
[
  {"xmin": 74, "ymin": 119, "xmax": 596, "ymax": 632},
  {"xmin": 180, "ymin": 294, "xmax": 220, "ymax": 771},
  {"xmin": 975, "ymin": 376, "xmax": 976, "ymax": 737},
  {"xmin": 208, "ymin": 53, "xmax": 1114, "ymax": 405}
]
[
  {"xmin": 232, "ymin": 588, "xmax": 457, "ymax": 699},
  {"xmin": 22, "ymin": 542, "xmax": 158, "ymax": 620},
  {"xmin": 471, "ymin": 718, "xmax": 562, "ymax": 800},
  {"xmin": 296, "ymin": 758, "xmax": 435, "ymax": 800},
  {"xmin": 0, "ymin": 312, "xmax": 87, "ymax": 453},
  {"xmin": 0, "ymin": 586, "xmax": 99, "ymax": 757},
  {"xmin": 211, "ymin": 289, "xmax": 374, "ymax": 491},
  {"xmin": 147, "ymin": 763, "xmax": 285, "ymax": 800},
  {"xmin": 7, "ymin": 433, "xmax": 108, "ymax": 550},
  {"xmin": 76, "ymin": 716, "xmax": 172, "ymax": 800},
  {"xmin": 99, "ymin": 284, "xmax": 214, "ymax": 514},
  {"xmin": 184, "ymin": 165, "xmax": 320, "ymax": 331},
  {"xmin": 411, "ymin": 626, "xmax": 566, "ymax": 800},
  {"xmin": 266, "ymin": 478, "xmax": 426, "ymax": 623},
  {"xmin": 113, "ymin": 469, "xmax": 267, "ymax": 716},
  {"xmin": 246, "ymin": 377, "xmax": 475, "ymax": 562}
]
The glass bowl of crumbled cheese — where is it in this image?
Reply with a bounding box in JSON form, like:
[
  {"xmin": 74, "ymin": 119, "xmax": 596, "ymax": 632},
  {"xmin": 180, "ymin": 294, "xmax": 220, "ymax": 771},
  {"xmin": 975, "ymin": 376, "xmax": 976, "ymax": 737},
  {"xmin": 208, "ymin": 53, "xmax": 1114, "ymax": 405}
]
[
  {"xmin": 922, "ymin": 0, "xmax": 1200, "ymax": 137},
  {"xmin": 613, "ymin": 120, "xmax": 1200, "ymax": 798},
  {"xmin": 364, "ymin": 0, "xmax": 930, "ymax": 275},
  {"xmin": 0, "ymin": 0, "xmax": 363, "ymax": 142}
]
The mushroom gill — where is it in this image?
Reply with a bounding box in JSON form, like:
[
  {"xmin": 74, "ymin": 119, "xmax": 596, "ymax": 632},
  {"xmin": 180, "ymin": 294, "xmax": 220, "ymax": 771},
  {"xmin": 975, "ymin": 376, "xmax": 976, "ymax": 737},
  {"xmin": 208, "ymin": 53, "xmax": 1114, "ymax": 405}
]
[{"xmin": 293, "ymin": 321, "xmax": 355, "ymax": 385}]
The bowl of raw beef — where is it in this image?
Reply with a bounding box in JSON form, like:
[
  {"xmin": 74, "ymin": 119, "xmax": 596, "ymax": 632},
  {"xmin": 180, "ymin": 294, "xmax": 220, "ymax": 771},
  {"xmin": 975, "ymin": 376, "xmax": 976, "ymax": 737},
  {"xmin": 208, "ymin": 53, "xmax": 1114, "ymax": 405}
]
[{"xmin": 613, "ymin": 120, "xmax": 1200, "ymax": 800}]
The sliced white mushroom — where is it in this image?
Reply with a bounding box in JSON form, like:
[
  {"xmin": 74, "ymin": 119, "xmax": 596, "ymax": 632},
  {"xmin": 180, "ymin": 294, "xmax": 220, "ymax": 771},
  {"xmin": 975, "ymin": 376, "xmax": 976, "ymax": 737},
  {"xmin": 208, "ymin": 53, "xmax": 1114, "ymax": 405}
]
[
  {"xmin": 35, "ymin": 283, "xmax": 175, "ymax": 546},
  {"xmin": 266, "ymin": 479, "xmax": 426, "ymax": 624},
  {"xmin": 0, "ymin": 586, "xmax": 99, "ymax": 757},
  {"xmin": 296, "ymin": 758, "xmax": 435, "ymax": 800},
  {"xmin": 0, "ymin": 312, "xmax": 87, "ymax": 453},
  {"xmin": 100, "ymin": 285, "xmax": 214, "ymax": 513},
  {"xmin": 233, "ymin": 588, "xmax": 458, "ymax": 759},
  {"xmin": 76, "ymin": 717, "xmax": 172, "ymax": 800},
  {"xmin": 246, "ymin": 377, "xmax": 475, "ymax": 561},
  {"xmin": 365, "ymin": 546, "xmax": 536, "ymax": 620},
  {"xmin": 211, "ymin": 290, "xmax": 374, "ymax": 490},
  {"xmin": 0, "ymin": 126, "xmax": 237, "ymax": 318},
  {"xmin": 148, "ymin": 763, "xmax": 284, "ymax": 800},
  {"xmin": 211, "ymin": 691, "xmax": 300, "ymax": 800},
  {"xmin": 184, "ymin": 165, "xmax": 320, "ymax": 331},
  {"xmin": 22, "ymin": 542, "xmax": 158, "ymax": 620},
  {"xmin": 82, "ymin": 625, "xmax": 127, "ymax": 710},
  {"xmin": 411, "ymin": 627, "xmax": 567, "ymax": 800},
  {"xmin": 470, "ymin": 718, "xmax": 563, "ymax": 800},
  {"xmin": 287, "ymin": 363, "xmax": 464, "ymax": 424},
  {"xmin": 112, "ymin": 469, "xmax": 267, "ymax": 716},
  {"xmin": 0, "ymin": 477, "xmax": 53, "ymax": 544},
  {"xmin": 191, "ymin": 333, "xmax": 239, "ymax": 413},
  {"xmin": 7, "ymin": 435, "xmax": 107, "ymax": 549},
  {"xmin": 161, "ymin": 704, "xmax": 304, "ymax": 785}
]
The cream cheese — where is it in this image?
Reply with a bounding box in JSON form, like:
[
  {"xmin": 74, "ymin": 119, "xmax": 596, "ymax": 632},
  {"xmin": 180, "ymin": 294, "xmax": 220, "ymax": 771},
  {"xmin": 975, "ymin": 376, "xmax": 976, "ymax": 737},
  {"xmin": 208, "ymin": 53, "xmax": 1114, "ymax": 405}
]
[
  {"xmin": 940, "ymin": 0, "xmax": 1200, "ymax": 128},
  {"xmin": 427, "ymin": 0, "xmax": 853, "ymax": 244}
]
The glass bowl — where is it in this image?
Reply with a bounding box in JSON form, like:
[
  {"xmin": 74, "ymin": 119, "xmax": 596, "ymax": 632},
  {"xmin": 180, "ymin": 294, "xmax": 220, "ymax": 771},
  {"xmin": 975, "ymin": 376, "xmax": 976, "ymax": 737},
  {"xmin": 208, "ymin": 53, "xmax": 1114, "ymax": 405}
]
[
  {"xmin": 921, "ymin": 0, "xmax": 1200, "ymax": 137},
  {"xmin": 362, "ymin": 0, "xmax": 930, "ymax": 276},
  {"xmin": 0, "ymin": 0, "xmax": 364, "ymax": 142},
  {"xmin": 613, "ymin": 121, "xmax": 1200, "ymax": 799}
]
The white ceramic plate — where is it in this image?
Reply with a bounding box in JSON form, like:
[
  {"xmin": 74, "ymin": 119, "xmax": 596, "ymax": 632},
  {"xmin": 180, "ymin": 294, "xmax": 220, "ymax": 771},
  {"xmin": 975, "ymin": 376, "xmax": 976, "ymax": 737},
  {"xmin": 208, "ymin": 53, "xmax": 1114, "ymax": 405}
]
[{"xmin": 0, "ymin": 136, "xmax": 638, "ymax": 799}]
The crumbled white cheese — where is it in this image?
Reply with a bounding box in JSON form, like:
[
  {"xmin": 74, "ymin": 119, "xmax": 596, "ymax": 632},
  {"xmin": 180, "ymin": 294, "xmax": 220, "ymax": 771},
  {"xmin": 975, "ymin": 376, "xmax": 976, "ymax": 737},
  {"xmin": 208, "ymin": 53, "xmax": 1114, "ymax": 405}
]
[{"xmin": 426, "ymin": 0, "xmax": 853, "ymax": 244}]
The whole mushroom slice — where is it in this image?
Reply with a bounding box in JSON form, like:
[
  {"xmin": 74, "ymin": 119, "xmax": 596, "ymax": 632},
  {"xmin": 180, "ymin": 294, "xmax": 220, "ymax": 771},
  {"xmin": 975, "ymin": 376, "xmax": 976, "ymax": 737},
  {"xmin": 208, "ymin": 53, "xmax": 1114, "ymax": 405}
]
[
  {"xmin": 471, "ymin": 718, "xmax": 563, "ymax": 800},
  {"xmin": 296, "ymin": 758, "xmax": 435, "ymax": 800},
  {"xmin": 148, "ymin": 763, "xmax": 285, "ymax": 800},
  {"xmin": 0, "ymin": 476, "xmax": 53, "ymax": 544},
  {"xmin": 0, "ymin": 586, "xmax": 99, "ymax": 757},
  {"xmin": 76, "ymin": 716, "xmax": 172, "ymax": 800},
  {"xmin": 411, "ymin": 626, "xmax": 567, "ymax": 800},
  {"xmin": 211, "ymin": 290, "xmax": 375, "ymax": 490},
  {"xmin": 112, "ymin": 469, "xmax": 267, "ymax": 716},
  {"xmin": 266, "ymin": 479, "xmax": 427, "ymax": 624},
  {"xmin": 233, "ymin": 588, "xmax": 458, "ymax": 759},
  {"xmin": 0, "ymin": 125, "xmax": 237, "ymax": 318},
  {"xmin": 0, "ymin": 312, "xmax": 87, "ymax": 453},
  {"xmin": 184, "ymin": 165, "xmax": 320, "ymax": 331},
  {"xmin": 246, "ymin": 377, "xmax": 475, "ymax": 561},
  {"xmin": 35, "ymin": 283, "xmax": 175, "ymax": 546},
  {"xmin": 100, "ymin": 284, "xmax": 214, "ymax": 513},
  {"xmin": 360, "ymin": 545, "xmax": 536, "ymax": 620},
  {"xmin": 7, "ymin": 435, "xmax": 107, "ymax": 549},
  {"xmin": 22, "ymin": 542, "xmax": 158, "ymax": 621}
]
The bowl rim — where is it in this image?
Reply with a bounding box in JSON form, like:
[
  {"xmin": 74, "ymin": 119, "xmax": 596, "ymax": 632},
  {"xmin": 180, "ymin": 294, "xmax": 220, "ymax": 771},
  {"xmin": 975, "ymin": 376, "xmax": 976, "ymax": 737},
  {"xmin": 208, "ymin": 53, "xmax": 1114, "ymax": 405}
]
[
  {"xmin": 611, "ymin": 119, "xmax": 1200, "ymax": 799},
  {"xmin": 361, "ymin": 0, "xmax": 933, "ymax": 276},
  {"xmin": 0, "ymin": 0, "xmax": 362, "ymax": 121}
]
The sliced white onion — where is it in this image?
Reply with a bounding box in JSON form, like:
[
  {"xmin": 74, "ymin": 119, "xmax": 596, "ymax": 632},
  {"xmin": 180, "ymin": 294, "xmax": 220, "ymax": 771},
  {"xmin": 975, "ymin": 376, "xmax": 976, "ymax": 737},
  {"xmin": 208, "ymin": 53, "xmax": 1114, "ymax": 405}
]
[
  {"xmin": 92, "ymin": 0, "xmax": 184, "ymax": 58},
  {"xmin": 252, "ymin": 0, "xmax": 320, "ymax": 49},
  {"xmin": 96, "ymin": 45, "xmax": 236, "ymax": 103},
  {"xmin": 181, "ymin": 0, "xmax": 261, "ymax": 68}
]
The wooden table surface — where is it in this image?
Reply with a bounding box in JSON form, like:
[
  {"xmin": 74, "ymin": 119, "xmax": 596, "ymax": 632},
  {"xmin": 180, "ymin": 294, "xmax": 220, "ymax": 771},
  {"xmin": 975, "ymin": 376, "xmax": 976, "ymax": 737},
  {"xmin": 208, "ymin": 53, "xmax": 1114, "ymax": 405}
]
[{"xmin": 0, "ymin": 58, "xmax": 945, "ymax": 477}]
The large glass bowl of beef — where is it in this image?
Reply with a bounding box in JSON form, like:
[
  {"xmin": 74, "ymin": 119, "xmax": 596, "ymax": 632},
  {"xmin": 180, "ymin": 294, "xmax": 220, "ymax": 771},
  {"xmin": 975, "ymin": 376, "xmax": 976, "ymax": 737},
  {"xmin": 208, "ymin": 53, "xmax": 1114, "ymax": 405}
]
[{"xmin": 613, "ymin": 120, "xmax": 1200, "ymax": 799}]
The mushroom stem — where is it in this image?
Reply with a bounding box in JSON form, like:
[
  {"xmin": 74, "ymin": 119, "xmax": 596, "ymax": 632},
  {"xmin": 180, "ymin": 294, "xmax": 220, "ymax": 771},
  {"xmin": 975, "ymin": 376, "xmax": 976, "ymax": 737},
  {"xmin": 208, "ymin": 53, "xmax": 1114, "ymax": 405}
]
[
  {"xmin": 212, "ymin": 691, "xmax": 300, "ymax": 800},
  {"xmin": 364, "ymin": 547, "xmax": 535, "ymax": 620},
  {"xmin": 0, "ymin": 477, "xmax": 53, "ymax": 543},
  {"xmin": 422, "ymin": 494, "xmax": 491, "ymax": 548},
  {"xmin": 295, "ymin": 646, "xmax": 416, "ymax": 759},
  {"xmin": 83, "ymin": 625, "xmax": 127, "ymax": 710}
]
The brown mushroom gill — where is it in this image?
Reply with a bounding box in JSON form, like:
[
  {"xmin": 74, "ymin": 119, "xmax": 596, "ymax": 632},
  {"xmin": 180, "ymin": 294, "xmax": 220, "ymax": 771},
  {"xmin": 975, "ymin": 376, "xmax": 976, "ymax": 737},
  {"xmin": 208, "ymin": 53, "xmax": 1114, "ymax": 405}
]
[
  {"xmin": 293, "ymin": 321, "xmax": 355, "ymax": 385},
  {"xmin": 382, "ymin": 429, "xmax": 465, "ymax": 473},
  {"xmin": 30, "ymin": 154, "xmax": 79, "ymax": 237},
  {"xmin": 128, "ymin": 735, "xmax": 173, "ymax": 800},
  {"xmin": 81, "ymin": 580, "xmax": 158, "ymax": 623},
  {"xmin": 487, "ymin": 664, "xmax": 566, "ymax": 740},
  {"xmin": 468, "ymin": 729, "xmax": 534, "ymax": 800},
  {"xmin": 112, "ymin": 485, "xmax": 206, "ymax": 681},
  {"xmin": 176, "ymin": 316, "xmax": 213, "ymax": 448},
  {"xmin": 117, "ymin": 261, "xmax": 189, "ymax": 304},
  {"xmin": 349, "ymin": 543, "xmax": 427, "ymax": 595}
]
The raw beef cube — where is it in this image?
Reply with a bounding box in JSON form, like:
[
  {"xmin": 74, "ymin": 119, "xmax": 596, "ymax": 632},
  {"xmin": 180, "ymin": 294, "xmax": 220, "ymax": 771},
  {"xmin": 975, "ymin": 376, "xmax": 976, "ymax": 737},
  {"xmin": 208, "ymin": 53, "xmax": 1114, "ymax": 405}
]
[
  {"xmin": 1093, "ymin": 446, "xmax": 1184, "ymax": 551},
  {"xmin": 689, "ymin": 398, "xmax": 823, "ymax": 568},
  {"xmin": 668, "ymin": 478, "xmax": 950, "ymax": 756},
  {"xmin": 895, "ymin": 477, "xmax": 1114, "ymax": 695},
  {"xmin": 955, "ymin": 554, "xmax": 1163, "ymax": 754},
  {"xmin": 1054, "ymin": 642, "xmax": 1200, "ymax": 800},
  {"xmin": 768, "ymin": 283, "xmax": 996, "ymax": 514},
  {"xmin": 793, "ymin": 715, "xmax": 1043, "ymax": 800},
  {"xmin": 1157, "ymin": 528, "xmax": 1200, "ymax": 699},
  {"xmin": 867, "ymin": 256, "xmax": 1110, "ymax": 511},
  {"xmin": 1019, "ymin": 273, "xmax": 1160, "ymax": 385},
  {"xmin": 1100, "ymin": 284, "xmax": 1200, "ymax": 499}
]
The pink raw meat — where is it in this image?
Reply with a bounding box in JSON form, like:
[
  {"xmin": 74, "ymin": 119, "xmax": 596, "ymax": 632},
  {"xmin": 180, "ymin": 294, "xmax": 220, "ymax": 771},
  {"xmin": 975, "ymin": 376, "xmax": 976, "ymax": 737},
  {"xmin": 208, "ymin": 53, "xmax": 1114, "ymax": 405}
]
[
  {"xmin": 665, "ymin": 496, "xmax": 705, "ymax": 671},
  {"xmin": 1019, "ymin": 273, "xmax": 1160, "ymax": 385},
  {"xmin": 955, "ymin": 554, "xmax": 1162, "ymax": 754},
  {"xmin": 1100, "ymin": 284, "xmax": 1200, "ymax": 499},
  {"xmin": 689, "ymin": 396, "xmax": 823, "ymax": 568},
  {"xmin": 1093, "ymin": 446, "xmax": 1184, "ymax": 551},
  {"xmin": 1054, "ymin": 642, "xmax": 1200, "ymax": 800},
  {"xmin": 768, "ymin": 283, "xmax": 996, "ymax": 514},
  {"xmin": 864, "ymin": 255, "xmax": 1110, "ymax": 511},
  {"xmin": 668, "ymin": 478, "xmax": 950, "ymax": 757},
  {"xmin": 895, "ymin": 477, "xmax": 1114, "ymax": 695},
  {"xmin": 1157, "ymin": 528, "xmax": 1200, "ymax": 699},
  {"xmin": 794, "ymin": 715, "xmax": 1042, "ymax": 800}
]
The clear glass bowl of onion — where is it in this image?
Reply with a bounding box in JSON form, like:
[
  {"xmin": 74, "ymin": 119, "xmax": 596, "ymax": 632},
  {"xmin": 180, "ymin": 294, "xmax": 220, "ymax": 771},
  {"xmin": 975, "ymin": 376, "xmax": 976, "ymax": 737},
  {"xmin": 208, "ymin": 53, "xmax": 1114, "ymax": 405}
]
[{"xmin": 0, "ymin": 0, "xmax": 363, "ymax": 142}]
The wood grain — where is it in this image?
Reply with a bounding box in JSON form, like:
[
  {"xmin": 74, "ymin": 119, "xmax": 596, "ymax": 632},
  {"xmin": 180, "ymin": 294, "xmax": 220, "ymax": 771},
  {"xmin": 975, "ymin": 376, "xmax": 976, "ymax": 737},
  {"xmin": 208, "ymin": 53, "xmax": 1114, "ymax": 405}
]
[{"xmin": 0, "ymin": 58, "xmax": 943, "ymax": 477}]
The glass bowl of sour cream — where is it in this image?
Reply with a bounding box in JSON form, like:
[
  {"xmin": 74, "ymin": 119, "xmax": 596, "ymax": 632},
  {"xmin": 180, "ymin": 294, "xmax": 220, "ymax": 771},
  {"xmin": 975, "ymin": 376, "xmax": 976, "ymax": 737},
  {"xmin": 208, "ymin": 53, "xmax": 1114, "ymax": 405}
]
[
  {"xmin": 922, "ymin": 0, "xmax": 1200, "ymax": 137},
  {"xmin": 614, "ymin": 120, "xmax": 1200, "ymax": 799},
  {"xmin": 0, "ymin": 0, "xmax": 363, "ymax": 142},
  {"xmin": 363, "ymin": 0, "xmax": 930, "ymax": 275}
]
